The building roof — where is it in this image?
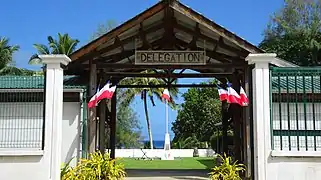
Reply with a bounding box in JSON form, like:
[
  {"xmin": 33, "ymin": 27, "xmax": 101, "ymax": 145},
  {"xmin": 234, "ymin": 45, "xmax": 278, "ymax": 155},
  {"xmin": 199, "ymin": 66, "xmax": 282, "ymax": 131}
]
[
  {"xmin": 0, "ymin": 74, "xmax": 314, "ymax": 94},
  {"xmin": 271, "ymin": 76, "xmax": 320, "ymax": 93},
  {"xmin": 0, "ymin": 76, "xmax": 86, "ymax": 89},
  {"xmin": 67, "ymin": 0, "xmax": 263, "ymax": 75}
]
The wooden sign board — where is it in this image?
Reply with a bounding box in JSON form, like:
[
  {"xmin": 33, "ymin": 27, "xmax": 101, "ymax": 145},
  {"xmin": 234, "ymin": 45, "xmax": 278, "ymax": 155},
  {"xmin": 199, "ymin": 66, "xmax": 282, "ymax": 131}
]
[{"xmin": 135, "ymin": 51, "xmax": 206, "ymax": 65}]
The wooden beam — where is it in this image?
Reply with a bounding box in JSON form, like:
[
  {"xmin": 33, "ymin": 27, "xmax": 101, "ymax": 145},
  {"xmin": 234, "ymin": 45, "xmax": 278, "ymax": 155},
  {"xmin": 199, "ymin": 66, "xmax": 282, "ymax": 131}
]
[
  {"xmin": 117, "ymin": 84, "xmax": 219, "ymax": 88},
  {"xmin": 171, "ymin": 1, "xmax": 262, "ymax": 54},
  {"xmin": 174, "ymin": 23, "xmax": 249, "ymax": 57},
  {"xmin": 207, "ymin": 36, "xmax": 223, "ymax": 63},
  {"xmin": 70, "ymin": 1, "xmax": 166, "ymax": 61},
  {"xmin": 188, "ymin": 23, "xmax": 200, "ymax": 49},
  {"xmin": 115, "ymin": 36, "xmax": 132, "ymax": 63},
  {"xmin": 152, "ymin": 69, "xmax": 168, "ymax": 84},
  {"xmin": 139, "ymin": 23, "xmax": 152, "ymax": 49},
  {"xmin": 175, "ymin": 38, "xmax": 240, "ymax": 63},
  {"xmin": 96, "ymin": 37, "xmax": 167, "ymax": 64},
  {"xmin": 102, "ymin": 72, "xmax": 232, "ymax": 78},
  {"xmin": 74, "ymin": 22, "xmax": 166, "ymax": 64},
  {"xmin": 68, "ymin": 63, "xmax": 246, "ymax": 70},
  {"xmin": 163, "ymin": 6, "xmax": 175, "ymax": 49}
]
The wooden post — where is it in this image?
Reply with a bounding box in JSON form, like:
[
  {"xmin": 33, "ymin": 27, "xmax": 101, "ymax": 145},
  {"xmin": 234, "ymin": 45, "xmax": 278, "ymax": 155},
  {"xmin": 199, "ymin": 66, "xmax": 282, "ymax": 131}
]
[
  {"xmin": 231, "ymin": 71, "xmax": 242, "ymax": 162},
  {"xmin": 99, "ymin": 100, "xmax": 107, "ymax": 154},
  {"xmin": 247, "ymin": 65, "xmax": 254, "ymax": 178},
  {"xmin": 98, "ymin": 73, "xmax": 107, "ymax": 154},
  {"xmin": 88, "ymin": 60, "xmax": 97, "ymax": 154},
  {"xmin": 110, "ymin": 89, "xmax": 117, "ymax": 159},
  {"xmin": 242, "ymin": 66, "xmax": 250, "ymax": 177},
  {"xmin": 221, "ymin": 80, "xmax": 229, "ymax": 154},
  {"xmin": 222, "ymin": 100, "xmax": 229, "ymax": 154}
]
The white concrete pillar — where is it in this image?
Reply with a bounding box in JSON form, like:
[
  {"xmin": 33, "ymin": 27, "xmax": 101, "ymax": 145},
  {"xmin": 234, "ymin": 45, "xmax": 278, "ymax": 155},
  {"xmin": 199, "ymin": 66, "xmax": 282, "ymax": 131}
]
[
  {"xmin": 41, "ymin": 55, "xmax": 71, "ymax": 180},
  {"xmin": 246, "ymin": 53, "xmax": 276, "ymax": 180}
]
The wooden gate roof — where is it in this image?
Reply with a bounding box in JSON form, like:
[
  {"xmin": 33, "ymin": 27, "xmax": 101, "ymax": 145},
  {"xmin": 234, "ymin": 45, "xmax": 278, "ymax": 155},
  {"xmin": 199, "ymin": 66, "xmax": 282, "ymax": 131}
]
[{"xmin": 67, "ymin": 0, "xmax": 263, "ymax": 74}]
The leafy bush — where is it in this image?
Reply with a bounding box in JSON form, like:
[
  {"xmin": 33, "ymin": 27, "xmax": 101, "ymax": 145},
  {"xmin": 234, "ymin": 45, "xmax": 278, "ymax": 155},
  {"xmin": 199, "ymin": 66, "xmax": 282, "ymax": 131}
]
[
  {"xmin": 61, "ymin": 152, "xmax": 126, "ymax": 180},
  {"xmin": 209, "ymin": 154, "xmax": 245, "ymax": 180},
  {"xmin": 172, "ymin": 136, "xmax": 207, "ymax": 149},
  {"xmin": 61, "ymin": 158, "xmax": 73, "ymax": 179}
]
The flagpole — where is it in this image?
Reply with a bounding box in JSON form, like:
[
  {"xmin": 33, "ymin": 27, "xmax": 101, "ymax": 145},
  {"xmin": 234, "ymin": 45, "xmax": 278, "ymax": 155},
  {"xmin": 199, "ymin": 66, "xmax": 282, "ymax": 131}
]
[{"xmin": 165, "ymin": 100, "xmax": 169, "ymax": 134}]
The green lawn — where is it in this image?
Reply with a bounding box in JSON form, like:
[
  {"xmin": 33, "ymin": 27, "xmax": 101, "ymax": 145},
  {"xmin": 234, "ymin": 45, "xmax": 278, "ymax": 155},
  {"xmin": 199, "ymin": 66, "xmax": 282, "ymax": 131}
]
[{"xmin": 118, "ymin": 157, "xmax": 216, "ymax": 170}]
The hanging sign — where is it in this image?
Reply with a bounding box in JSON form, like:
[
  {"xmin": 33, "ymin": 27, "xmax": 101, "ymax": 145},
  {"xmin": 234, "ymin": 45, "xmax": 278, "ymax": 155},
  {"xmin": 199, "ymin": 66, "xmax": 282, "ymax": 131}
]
[{"xmin": 135, "ymin": 50, "xmax": 206, "ymax": 65}]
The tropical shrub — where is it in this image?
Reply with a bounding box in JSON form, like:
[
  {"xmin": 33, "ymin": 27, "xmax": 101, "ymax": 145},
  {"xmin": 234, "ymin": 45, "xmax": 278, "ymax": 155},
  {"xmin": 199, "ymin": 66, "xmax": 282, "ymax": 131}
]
[
  {"xmin": 61, "ymin": 158, "xmax": 73, "ymax": 179},
  {"xmin": 209, "ymin": 153, "xmax": 245, "ymax": 180},
  {"xmin": 172, "ymin": 136, "xmax": 207, "ymax": 149},
  {"xmin": 61, "ymin": 152, "xmax": 126, "ymax": 180}
]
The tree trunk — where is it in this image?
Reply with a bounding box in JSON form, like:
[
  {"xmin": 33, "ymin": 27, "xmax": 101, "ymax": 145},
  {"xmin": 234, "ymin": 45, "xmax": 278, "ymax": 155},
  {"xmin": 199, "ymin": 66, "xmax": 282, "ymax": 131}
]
[{"xmin": 143, "ymin": 90, "xmax": 153, "ymax": 149}]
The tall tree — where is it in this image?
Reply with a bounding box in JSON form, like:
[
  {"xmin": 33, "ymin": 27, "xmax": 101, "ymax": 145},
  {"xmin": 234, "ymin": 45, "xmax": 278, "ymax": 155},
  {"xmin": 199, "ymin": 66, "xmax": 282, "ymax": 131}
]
[
  {"xmin": 116, "ymin": 95, "xmax": 142, "ymax": 148},
  {"xmin": 259, "ymin": 0, "xmax": 321, "ymax": 66},
  {"xmin": 29, "ymin": 33, "xmax": 79, "ymax": 65},
  {"xmin": 119, "ymin": 71, "xmax": 178, "ymax": 149},
  {"xmin": 91, "ymin": 20, "xmax": 117, "ymax": 40},
  {"xmin": 0, "ymin": 37, "xmax": 33, "ymax": 75},
  {"xmin": 172, "ymin": 80, "xmax": 221, "ymax": 144}
]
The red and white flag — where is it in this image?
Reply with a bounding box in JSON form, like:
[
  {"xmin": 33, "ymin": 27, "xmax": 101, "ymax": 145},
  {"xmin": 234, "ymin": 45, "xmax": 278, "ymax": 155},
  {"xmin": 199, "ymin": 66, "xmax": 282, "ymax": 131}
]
[
  {"xmin": 95, "ymin": 82, "xmax": 110, "ymax": 102},
  {"xmin": 88, "ymin": 87, "xmax": 100, "ymax": 108},
  {"xmin": 96, "ymin": 82, "xmax": 117, "ymax": 101},
  {"xmin": 240, "ymin": 86, "xmax": 249, "ymax": 106},
  {"xmin": 217, "ymin": 85, "xmax": 228, "ymax": 101},
  {"xmin": 106, "ymin": 85, "xmax": 116, "ymax": 99},
  {"xmin": 227, "ymin": 83, "xmax": 242, "ymax": 106},
  {"xmin": 162, "ymin": 89, "xmax": 171, "ymax": 102}
]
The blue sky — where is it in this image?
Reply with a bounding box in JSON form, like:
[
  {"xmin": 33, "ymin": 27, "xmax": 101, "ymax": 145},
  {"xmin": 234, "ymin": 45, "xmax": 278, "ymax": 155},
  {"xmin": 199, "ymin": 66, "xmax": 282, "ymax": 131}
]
[{"xmin": 1, "ymin": 0, "xmax": 283, "ymax": 140}]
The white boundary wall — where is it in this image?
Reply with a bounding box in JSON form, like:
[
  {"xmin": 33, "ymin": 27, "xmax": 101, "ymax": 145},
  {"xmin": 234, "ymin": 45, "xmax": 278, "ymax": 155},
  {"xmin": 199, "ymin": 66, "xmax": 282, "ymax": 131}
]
[
  {"xmin": 0, "ymin": 55, "xmax": 72, "ymax": 180},
  {"xmin": 113, "ymin": 149, "xmax": 215, "ymax": 158},
  {"xmin": 247, "ymin": 53, "xmax": 321, "ymax": 180}
]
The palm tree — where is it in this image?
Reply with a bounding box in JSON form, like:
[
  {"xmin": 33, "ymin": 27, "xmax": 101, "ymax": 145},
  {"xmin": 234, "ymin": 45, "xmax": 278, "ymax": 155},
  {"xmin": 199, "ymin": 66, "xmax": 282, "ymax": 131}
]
[
  {"xmin": 29, "ymin": 33, "xmax": 79, "ymax": 65},
  {"xmin": 119, "ymin": 70, "xmax": 178, "ymax": 149},
  {"xmin": 0, "ymin": 37, "xmax": 28, "ymax": 75}
]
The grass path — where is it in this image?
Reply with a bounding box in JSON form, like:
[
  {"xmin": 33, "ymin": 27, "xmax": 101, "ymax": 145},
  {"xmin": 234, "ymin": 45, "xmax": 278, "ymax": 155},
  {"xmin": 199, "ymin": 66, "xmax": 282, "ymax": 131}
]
[{"xmin": 118, "ymin": 157, "xmax": 215, "ymax": 170}]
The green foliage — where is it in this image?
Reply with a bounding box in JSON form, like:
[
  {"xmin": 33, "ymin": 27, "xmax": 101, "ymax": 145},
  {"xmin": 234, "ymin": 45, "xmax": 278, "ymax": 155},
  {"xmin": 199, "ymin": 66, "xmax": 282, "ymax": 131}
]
[
  {"xmin": 143, "ymin": 141, "xmax": 156, "ymax": 149},
  {"xmin": 172, "ymin": 136, "xmax": 207, "ymax": 149},
  {"xmin": 119, "ymin": 70, "xmax": 178, "ymax": 149},
  {"xmin": 116, "ymin": 94, "xmax": 143, "ymax": 148},
  {"xmin": 0, "ymin": 37, "xmax": 35, "ymax": 76},
  {"xmin": 29, "ymin": 33, "xmax": 79, "ymax": 65},
  {"xmin": 260, "ymin": 0, "xmax": 321, "ymax": 66},
  {"xmin": 61, "ymin": 152, "xmax": 126, "ymax": 180},
  {"xmin": 0, "ymin": 37, "xmax": 19, "ymax": 70},
  {"xmin": 91, "ymin": 20, "xmax": 118, "ymax": 40},
  {"xmin": 209, "ymin": 154, "xmax": 245, "ymax": 180},
  {"xmin": 172, "ymin": 79, "xmax": 221, "ymax": 143},
  {"xmin": 61, "ymin": 158, "xmax": 74, "ymax": 179}
]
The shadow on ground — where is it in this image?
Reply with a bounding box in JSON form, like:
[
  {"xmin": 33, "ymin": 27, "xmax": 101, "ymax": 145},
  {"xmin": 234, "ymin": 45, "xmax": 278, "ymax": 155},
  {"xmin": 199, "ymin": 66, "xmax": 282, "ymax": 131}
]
[{"xmin": 126, "ymin": 169, "xmax": 210, "ymax": 178}]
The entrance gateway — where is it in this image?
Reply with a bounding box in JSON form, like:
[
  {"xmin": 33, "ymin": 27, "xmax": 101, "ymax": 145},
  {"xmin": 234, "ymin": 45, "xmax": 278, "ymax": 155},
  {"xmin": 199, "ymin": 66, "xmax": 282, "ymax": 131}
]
[{"xmin": 64, "ymin": 0, "xmax": 287, "ymax": 179}]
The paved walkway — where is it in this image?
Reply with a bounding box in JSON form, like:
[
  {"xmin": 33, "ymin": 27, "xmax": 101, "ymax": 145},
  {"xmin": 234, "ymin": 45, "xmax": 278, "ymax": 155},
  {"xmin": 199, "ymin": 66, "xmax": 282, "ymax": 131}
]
[
  {"xmin": 126, "ymin": 176, "xmax": 208, "ymax": 180},
  {"xmin": 125, "ymin": 169, "xmax": 209, "ymax": 180}
]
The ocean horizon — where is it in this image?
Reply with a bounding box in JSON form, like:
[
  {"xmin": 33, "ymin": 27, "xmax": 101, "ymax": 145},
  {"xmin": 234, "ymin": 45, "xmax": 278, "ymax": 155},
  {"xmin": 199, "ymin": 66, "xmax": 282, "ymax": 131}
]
[{"xmin": 142, "ymin": 140, "xmax": 166, "ymax": 149}]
